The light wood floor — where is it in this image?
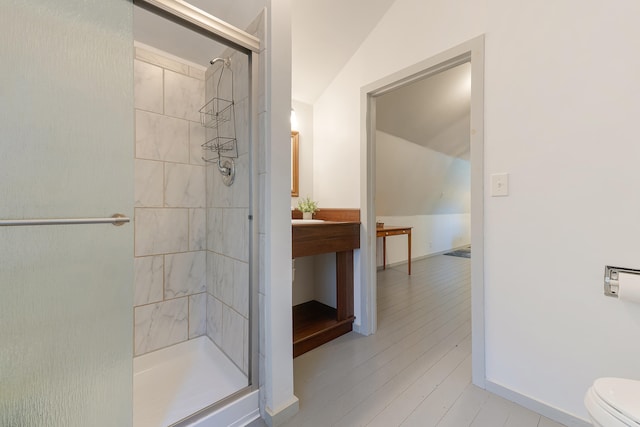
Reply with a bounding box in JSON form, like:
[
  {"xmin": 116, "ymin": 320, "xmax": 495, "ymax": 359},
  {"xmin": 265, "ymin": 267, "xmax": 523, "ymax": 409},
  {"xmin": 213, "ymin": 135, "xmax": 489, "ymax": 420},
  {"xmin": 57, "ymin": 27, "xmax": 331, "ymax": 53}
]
[{"xmin": 257, "ymin": 255, "xmax": 567, "ymax": 427}]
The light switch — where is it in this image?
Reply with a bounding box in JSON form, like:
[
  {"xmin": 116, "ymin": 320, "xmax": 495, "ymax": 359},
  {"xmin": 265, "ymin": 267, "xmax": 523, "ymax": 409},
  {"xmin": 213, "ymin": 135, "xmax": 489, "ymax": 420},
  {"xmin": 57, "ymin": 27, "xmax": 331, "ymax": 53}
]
[{"xmin": 491, "ymin": 173, "xmax": 509, "ymax": 197}]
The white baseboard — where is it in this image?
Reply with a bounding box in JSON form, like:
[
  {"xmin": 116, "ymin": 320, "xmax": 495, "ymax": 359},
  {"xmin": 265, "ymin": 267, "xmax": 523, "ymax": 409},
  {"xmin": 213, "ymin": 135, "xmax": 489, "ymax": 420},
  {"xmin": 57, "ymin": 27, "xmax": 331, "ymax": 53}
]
[
  {"xmin": 352, "ymin": 323, "xmax": 366, "ymax": 335},
  {"xmin": 485, "ymin": 381, "xmax": 591, "ymax": 427},
  {"xmin": 376, "ymin": 244, "xmax": 470, "ymax": 271},
  {"xmin": 263, "ymin": 395, "xmax": 299, "ymax": 427}
]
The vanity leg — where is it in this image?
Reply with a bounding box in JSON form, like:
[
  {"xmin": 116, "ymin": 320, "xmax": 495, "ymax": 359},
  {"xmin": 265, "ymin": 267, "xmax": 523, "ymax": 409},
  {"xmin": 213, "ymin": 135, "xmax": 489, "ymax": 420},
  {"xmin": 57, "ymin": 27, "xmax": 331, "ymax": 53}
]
[
  {"xmin": 407, "ymin": 229, "xmax": 411, "ymax": 275},
  {"xmin": 336, "ymin": 250, "xmax": 354, "ymax": 321},
  {"xmin": 382, "ymin": 236, "xmax": 387, "ymax": 270}
]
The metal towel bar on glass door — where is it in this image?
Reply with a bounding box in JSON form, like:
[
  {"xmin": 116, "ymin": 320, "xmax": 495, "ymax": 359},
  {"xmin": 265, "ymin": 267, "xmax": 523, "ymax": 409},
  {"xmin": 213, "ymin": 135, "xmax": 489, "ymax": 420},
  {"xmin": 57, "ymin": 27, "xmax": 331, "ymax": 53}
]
[{"xmin": 0, "ymin": 214, "xmax": 130, "ymax": 227}]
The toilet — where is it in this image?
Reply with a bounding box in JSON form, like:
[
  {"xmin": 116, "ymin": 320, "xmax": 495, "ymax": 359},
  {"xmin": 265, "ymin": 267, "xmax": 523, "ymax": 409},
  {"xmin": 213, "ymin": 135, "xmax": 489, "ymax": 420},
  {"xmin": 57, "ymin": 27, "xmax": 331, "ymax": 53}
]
[{"xmin": 585, "ymin": 377, "xmax": 640, "ymax": 426}]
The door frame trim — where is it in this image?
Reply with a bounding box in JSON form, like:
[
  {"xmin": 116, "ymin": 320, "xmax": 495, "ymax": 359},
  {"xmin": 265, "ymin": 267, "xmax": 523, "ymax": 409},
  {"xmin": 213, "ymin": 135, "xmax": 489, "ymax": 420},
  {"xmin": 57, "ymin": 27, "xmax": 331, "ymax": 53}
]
[{"xmin": 359, "ymin": 35, "xmax": 486, "ymax": 387}]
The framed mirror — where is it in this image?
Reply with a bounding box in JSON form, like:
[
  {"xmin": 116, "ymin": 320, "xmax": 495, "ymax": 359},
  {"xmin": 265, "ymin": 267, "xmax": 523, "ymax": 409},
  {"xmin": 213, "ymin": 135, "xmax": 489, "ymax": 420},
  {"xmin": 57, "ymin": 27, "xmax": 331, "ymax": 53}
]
[{"xmin": 291, "ymin": 131, "xmax": 299, "ymax": 197}]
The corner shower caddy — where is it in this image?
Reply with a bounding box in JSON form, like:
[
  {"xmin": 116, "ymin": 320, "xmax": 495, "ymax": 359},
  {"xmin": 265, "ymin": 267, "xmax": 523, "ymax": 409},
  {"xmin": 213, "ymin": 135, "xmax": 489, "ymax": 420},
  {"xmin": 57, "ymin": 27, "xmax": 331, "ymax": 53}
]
[{"xmin": 200, "ymin": 57, "xmax": 237, "ymax": 186}]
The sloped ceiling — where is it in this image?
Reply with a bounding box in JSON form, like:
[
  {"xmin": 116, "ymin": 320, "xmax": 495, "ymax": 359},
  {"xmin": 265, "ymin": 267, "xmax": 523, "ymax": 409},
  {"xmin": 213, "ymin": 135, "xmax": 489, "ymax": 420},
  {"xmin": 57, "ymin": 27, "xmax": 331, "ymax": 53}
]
[
  {"xmin": 376, "ymin": 63, "xmax": 471, "ymax": 159},
  {"xmin": 291, "ymin": 0, "xmax": 397, "ymax": 104}
]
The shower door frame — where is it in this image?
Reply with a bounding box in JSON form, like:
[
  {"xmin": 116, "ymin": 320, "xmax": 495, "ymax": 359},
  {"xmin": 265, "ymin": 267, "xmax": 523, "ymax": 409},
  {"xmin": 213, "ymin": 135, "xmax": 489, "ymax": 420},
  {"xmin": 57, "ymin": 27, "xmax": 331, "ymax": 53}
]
[{"xmin": 133, "ymin": 0, "xmax": 262, "ymax": 423}]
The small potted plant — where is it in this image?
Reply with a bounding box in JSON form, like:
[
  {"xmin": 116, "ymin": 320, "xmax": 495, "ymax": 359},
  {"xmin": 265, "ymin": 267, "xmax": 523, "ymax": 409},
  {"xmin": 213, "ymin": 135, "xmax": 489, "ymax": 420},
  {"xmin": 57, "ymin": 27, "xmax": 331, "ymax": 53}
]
[{"xmin": 297, "ymin": 196, "xmax": 319, "ymax": 220}]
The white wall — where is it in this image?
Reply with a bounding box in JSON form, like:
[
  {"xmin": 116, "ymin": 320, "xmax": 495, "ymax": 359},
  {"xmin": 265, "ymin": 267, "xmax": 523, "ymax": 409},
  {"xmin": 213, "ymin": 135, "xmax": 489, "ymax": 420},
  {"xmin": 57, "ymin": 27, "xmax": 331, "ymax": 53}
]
[
  {"xmin": 375, "ymin": 131, "xmax": 470, "ymax": 264},
  {"xmin": 291, "ymin": 256, "xmax": 315, "ymax": 305},
  {"xmin": 292, "ymin": 254, "xmax": 338, "ymax": 308},
  {"xmin": 483, "ymin": 1, "xmax": 640, "ymax": 421},
  {"xmin": 312, "ymin": 0, "xmax": 640, "ymax": 423},
  {"xmin": 261, "ymin": 0, "xmax": 298, "ymax": 423},
  {"xmin": 376, "ymin": 214, "xmax": 470, "ymax": 266},
  {"xmin": 376, "ymin": 131, "xmax": 470, "ymax": 217}
]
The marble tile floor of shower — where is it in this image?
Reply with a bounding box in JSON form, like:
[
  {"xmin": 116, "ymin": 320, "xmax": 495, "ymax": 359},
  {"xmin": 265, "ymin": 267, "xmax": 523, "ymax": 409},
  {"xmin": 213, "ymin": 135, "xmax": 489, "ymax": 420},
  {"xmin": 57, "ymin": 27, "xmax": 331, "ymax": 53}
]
[
  {"xmin": 264, "ymin": 255, "xmax": 569, "ymax": 427},
  {"xmin": 133, "ymin": 335, "xmax": 247, "ymax": 427}
]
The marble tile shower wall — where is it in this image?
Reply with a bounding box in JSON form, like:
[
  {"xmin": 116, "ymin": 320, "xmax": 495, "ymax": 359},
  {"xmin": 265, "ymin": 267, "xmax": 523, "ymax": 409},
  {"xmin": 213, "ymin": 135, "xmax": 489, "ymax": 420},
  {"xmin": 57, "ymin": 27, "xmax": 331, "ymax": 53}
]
[
  {"xmin": 205, "ymin": 50, "xmax": 251, "ymax": 375},
  {"xmin": 133, "ymin": 46, "xmax": 207, "ymax": 356}
]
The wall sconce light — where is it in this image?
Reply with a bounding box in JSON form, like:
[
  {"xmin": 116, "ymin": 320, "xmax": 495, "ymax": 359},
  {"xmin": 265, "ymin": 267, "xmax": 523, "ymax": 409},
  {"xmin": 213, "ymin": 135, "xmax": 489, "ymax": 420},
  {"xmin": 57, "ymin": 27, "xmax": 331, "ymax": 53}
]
[{"xmin": 290, "ymin": 108, "xmax": 298, "ymax": 131}]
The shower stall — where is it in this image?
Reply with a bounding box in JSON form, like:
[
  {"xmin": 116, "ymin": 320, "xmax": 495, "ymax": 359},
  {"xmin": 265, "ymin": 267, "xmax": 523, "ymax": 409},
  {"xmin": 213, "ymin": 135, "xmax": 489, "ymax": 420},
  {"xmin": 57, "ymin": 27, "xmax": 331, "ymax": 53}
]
[{"xmin": 132, "ymin": 1, "xmax": 262, "ymax": 426}]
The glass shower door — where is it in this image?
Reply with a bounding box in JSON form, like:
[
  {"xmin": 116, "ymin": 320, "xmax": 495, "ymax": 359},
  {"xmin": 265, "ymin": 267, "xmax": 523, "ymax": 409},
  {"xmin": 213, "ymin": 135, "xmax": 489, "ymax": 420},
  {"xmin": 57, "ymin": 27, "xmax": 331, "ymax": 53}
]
[{"xmin": 0, "ymin": 1, "xmax": 134, "ymax": 426}]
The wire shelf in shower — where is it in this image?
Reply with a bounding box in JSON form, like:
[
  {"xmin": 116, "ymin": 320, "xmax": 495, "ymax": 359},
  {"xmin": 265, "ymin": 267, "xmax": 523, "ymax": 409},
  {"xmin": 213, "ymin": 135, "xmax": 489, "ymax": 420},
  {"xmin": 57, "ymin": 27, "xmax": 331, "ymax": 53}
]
[
  {"xmin": 199, "ymin": 97, "xmax": 234, "ymax": 129},
  {"xmin": 201, "ymin": 136, "xmax": 238, "ymax": 160}
]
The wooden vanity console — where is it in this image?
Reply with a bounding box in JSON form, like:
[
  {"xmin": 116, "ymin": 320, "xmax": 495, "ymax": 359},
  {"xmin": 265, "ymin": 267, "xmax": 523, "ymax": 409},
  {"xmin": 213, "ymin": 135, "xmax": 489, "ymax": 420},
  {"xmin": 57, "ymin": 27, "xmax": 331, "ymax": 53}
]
[
  {"xmin": 292, "ymin": 221, "xmax": 360, "ymax": 357},
  {"xmin": 292, "ymin": 222, "xmax": 360, "ymax": 257}
]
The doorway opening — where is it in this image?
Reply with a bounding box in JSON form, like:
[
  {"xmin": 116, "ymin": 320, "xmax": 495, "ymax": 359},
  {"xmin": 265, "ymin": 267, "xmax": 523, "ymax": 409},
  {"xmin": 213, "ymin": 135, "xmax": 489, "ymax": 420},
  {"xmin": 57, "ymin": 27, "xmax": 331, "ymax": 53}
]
[{"xmin": 360, "ymin": 36, "xmax": 485, "ymax": 386}]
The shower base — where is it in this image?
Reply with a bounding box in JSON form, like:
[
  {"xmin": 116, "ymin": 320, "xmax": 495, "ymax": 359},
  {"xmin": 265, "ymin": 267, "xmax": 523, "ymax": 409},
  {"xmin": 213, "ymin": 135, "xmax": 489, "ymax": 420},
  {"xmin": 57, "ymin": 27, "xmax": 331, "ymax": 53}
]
[{"xmin": 134, "ymin": 336, "xmax": 251, "ymax": 427}]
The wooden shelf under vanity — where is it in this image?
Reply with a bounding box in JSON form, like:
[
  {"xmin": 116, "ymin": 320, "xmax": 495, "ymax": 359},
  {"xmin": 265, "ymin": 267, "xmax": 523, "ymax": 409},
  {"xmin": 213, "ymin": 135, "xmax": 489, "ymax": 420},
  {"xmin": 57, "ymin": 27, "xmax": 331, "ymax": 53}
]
[
  {"xmin": 291, "ymin": 210, "xmax": 360, "ymax": 358},
  {"xmin": 292, "ymin": 301, "xmax": 355, "ymax": 358}
]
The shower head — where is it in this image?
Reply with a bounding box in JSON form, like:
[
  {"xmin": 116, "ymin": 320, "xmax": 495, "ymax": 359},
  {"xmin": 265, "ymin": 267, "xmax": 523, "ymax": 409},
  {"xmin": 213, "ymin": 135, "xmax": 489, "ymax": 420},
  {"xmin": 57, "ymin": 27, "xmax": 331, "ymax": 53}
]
[{"xmin": 209, "ymin": 57, "xmax": 231, "ymax": 67}]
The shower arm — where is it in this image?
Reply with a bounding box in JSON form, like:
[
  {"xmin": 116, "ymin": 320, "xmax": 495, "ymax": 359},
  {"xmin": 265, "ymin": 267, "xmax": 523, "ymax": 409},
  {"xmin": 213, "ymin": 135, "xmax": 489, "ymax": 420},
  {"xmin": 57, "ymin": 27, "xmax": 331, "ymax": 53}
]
[{"xmin": 210, "ymin": 57, "xmax": 231, "ymax": 67}]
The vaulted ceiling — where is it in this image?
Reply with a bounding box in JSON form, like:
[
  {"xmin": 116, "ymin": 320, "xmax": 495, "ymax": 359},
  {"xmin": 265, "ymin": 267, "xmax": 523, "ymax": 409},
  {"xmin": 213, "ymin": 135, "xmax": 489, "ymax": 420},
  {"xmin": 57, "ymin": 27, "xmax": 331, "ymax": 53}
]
[
  {"xmin": 376, "ymin": 63, "xmax": 471, "ymax": 159},
  {"xmin": 291, "ymin": 0, "xmax": 397, "ymax": 104}
]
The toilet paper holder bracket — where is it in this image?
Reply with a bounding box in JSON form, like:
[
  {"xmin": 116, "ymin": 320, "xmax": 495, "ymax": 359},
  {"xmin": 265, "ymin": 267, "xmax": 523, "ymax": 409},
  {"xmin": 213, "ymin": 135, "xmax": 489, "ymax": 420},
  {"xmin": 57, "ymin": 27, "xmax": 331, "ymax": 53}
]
[{"xmin": 604, "ymin": 266, "xmax": 640, "ymax": 297}]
